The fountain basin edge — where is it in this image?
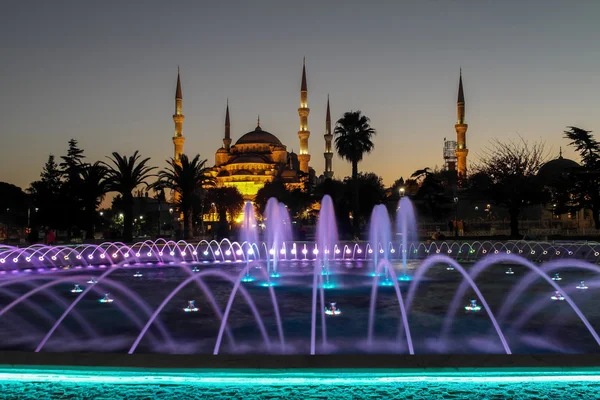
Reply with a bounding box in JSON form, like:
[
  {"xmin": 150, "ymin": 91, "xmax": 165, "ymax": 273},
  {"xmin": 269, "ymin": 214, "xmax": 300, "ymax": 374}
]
[{"xmin": 1, "ymin": 351, "xmax": 600, "ymax": 371}]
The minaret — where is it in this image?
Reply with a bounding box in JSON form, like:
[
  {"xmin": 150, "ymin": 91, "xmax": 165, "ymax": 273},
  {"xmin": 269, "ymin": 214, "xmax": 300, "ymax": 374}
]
[
  {"xmin": 324, "ymin": 95, "xmax": 334, "ymax": 178},
  {"xmin": 223, "ymin": 99, "xmax": 231, "ymax": 150},
  {"xmin": 455, "ymin": 68, "xmax": 468, "ymax": 178},
  {"xmin": 172, "ymin": 67, "xmax": 185, "ymax": 164},
  {"xmin": 297, "ymin": 57, "xmax": 311, "ymax": 173}
]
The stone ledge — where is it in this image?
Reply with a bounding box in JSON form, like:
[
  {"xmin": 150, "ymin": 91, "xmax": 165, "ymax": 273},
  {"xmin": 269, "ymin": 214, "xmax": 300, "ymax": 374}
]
[{"xmin": 1, "ymin": 351, "xmax": 600, "ymax": 371}]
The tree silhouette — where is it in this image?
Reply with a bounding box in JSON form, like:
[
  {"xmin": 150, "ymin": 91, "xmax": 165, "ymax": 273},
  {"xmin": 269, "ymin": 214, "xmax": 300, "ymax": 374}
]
[
  {"xmin": 155, "ymin": 154, "xmax": 214, "ymax": 240},
  {"xmin": 102, "ymin": 151, "xmax": 156, "ymax": 242},
  {"xmin": 334, "ymin": 110, "xmax": 376, "ymax": 234}
]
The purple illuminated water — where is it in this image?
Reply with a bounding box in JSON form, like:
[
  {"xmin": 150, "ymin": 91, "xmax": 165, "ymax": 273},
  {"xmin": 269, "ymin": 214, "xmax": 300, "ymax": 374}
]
[{"xmin": 1, "ymin": 197, "xmax": 600, "ymax": 355}]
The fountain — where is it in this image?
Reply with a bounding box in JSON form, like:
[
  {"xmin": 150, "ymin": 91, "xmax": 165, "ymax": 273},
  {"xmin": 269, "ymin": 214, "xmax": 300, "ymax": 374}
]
[
  {"xmin": 551, "ymin": 291, "xmax": 565, "ymax": 301},
  {"xmin": 396, "ymin": 197, "xmax": 417, "ymax": 280},
  {"xmin": 324, "ymin": 302, "xmax": 341, "ymax": 316},
  {"xmin": 577, "ymin": 281, "xmax": 588, "ymax": 290},
  {"xmin": 0, "ymin": 196, "xmax": 599, "ymax": 358},
  {"xmin": 464, "ymin": 299, "xmax": 482, "ymax": 312},
  {"xmin": 99, "ymin": 293, "xmax": 114, "ymax": 303},
  {"xmin": 183, "ymin": 300, "xmax": 199, "ymax": 312}
]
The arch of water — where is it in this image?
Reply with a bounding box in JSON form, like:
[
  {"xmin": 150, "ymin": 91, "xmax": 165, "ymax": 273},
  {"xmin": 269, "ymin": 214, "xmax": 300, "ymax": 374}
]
[{"xmin": 1, "ymin": 195, "xmax": 599, "ymax": 355}]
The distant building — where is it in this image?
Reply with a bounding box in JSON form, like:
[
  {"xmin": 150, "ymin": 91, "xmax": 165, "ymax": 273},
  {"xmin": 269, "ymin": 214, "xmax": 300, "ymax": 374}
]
[{"xmin": 168, "ymin": 59, "xmax": 331, "ymax": 200}]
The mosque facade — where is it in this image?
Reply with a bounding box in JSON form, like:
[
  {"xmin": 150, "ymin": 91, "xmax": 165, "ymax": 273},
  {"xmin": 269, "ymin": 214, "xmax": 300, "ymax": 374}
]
[{"xmin": 170, "ymin": 59, "xmax": 330, "ymax": 200}]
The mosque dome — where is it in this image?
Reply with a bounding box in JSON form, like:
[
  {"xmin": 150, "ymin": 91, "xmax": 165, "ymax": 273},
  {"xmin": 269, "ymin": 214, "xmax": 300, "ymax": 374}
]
[
  {"xmin": 538, "ymin": 155, "xmax": 579, "ymax": 184},
  {"xmin": 235, "ymin": 125, "xmax": 282, "ymax": 146}
]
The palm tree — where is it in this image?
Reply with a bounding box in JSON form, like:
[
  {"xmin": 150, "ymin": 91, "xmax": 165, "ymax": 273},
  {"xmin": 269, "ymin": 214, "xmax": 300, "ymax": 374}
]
[
  {"xmin": 334, "ymin": 110, "xmax": 376, "ymax": 234},
  {"xmin": 156, "ymin": 154, "xmax": 215, "ymax": 240},
  {"xmin": 103, "ymin": 151, "xmax": 156, "ymax": 242},
  {"xmin": 79, "ymin": 162, "xmax": 109, "ymax": 239}
]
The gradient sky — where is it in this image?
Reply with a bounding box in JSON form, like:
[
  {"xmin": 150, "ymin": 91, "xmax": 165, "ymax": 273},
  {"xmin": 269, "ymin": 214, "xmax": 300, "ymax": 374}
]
[{"xmin": 1, "ymin": 0, "xmax": 599, "ymax": 194}]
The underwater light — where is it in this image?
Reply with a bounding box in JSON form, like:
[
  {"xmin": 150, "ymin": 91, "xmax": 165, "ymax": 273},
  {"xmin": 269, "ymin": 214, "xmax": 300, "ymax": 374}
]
[
  {"xmin": 270, "ymin": 272, "xmax": 280, "ymax": 278},
  {"xmin": 25, "ymin": 257, "xmax": 31, "ymax": 262},
  {"xmin": 181, "ymin": 252, "xmax": 187, "ymax": 256},
  {"xmin": 0, "ymin": 259, "xmax": 4, "ymax": 264},
  {"xmin": 568, "ymin": 251, "xmax": 573, "ymax": 255},
  {"xmin": 506, "ymin": 268, "xmax": 514, "ymax": 275},
  {"xmin": 436, "ymin": 249, "xmax": 440, "ymax": 254},
  {"xmin": 192, "ymin": 251, "xmax": 197, "ymax": 256},
  {"xmin": 133, "ymin": 271, "xmax": 142, "ymax": 278},
  {"xmin": 367, "ymin": 249, "xmax": 372, "ymax": 254},
  {"xmin": 576, "ymin": 281, "xmax": 588, "ymax": 290},
  {"xmin": 518, "ymin": 250, "xmax": 523, "ymax": 254},
  {"xmin": 551, "ymin": 291, "xmax": 565, "ymax": 301},
  {"xmin": 70, "ymin": 284, "xmax": 83, "ymax": 293},
  {"xmin": 247, "ymin": 249, "xmax": 254, "ymax": 256},
  {"xmin": 446, "ymin": 265, "xmax": 454, "ymax": 271},
  {"xmin": 398, "ymin": 275, "xmax": 412, "ymax": 281},
  {"xmin": 531, "ymin": 251, "xmax": 536, "ymax": 255},
  {"xmin": 87, "ymin": 277, "xmax": 97, "ymax": 284},
  {"xmin": 302, "ymin": 249, "xmax": 308, "ymax": 255},
  {"xmin": 379, "ymin": 249, "xmax": 384, "ymax": 254},
  {"xmin": 99, "ymin": 293, "xmax": 114, "ymax": 303},
  {"xmin": 192, "ymin": 266, "xmax": 199, "ymax": 272},
  {"xmin": 158, "ymin": 252, "xmax": 163, "ymax": 256},
  {"xmin": 260, "ymin": 282, "xmax": 276, "ymax": 287},
  {"xmin": 494, "ymin": 250, "xmax": 499, "ymax": 254},
  {"xmin": 269, "ymin": 249, "xmax": 275, "ymax": 255},
  {"xmin": 204, "ymin": 251, "xmax": 209, "ymax": 256},
  {"xmin": 335, "ymin": 249, "xmax": 341, "ymax": 254},
  {"xmin": 543, "ymin": 251, "xmax": 548, "ymax": 255},
  {"xmin": 390, "ymin": 249, "xmax": 396, "ymax": 254},
  {"xmin": 76, "ymin": 255, "xmax": 82, "ymax": 260},
  {"xmin": 324, "ymin": 250, "xmax": 329, "ymax": 255},
  {"xmin": 183, "ymin": 300, "xmax": 199, "ymax": 312},
  {"xmin": 135, "ymin": 253, "xmax": 141, "ymax": 257},
  {"xmin": 465, "ymin": 299, "xmax": 481, "ymax": 312},
  {"xmin": 236, "ymin": 250, "xmax": 243, "ymax": 256},
  {"xmin": 39, "ymin": 256, "xmax": 44, "ymax": 261},
  {"xmin": 595, "ymin": 252, "xmax": 599, "ymax": 257},
  {"xmin": 100, "ymin": 254, "xmax": 105, "ymax": 259},
  {"xmin": 124, "ymin": 253, "xmax": 129, "ymax": 258},
  {"xmin": 291, "ymin": 249, "xmax": 296, "ymax": 255},
  {"xmin": 112, "ymin": 253, "xmax": 118, "ymax": 258},
  {"xmin": 12, "ymin": 258, "xmax": 18, "ymax": 263},
  {"xmin": 556, "ymin": 251, "xmax": 561, "ymax": 256},
  {"xmin": 506, "ymin": 250, "xmax": 511, "ymax": 254},
  {"xmin": 345, "ymin": 249, "xmax": 351, "ymax": 254},
  {"xmin": 215, "ymin": 250, "xmax": 221, "ymax": 256},
  {"xmin": 64, "ymin": 256, "xmax": 69, "ymax": 260},
  {"xmin": 380, "ymin": 279, "xmax": 394, "ymax": 287},
  {"xmin": 313, "ymin": 249, "xmax": 319, "ymax": 255},
  {"xmin": 448, "ymin": 250, "xmax": 453, "ymax": 254},
  {"xmin": 325, "ymin": 302, "xmax": 341, "ymax": 316},
  {"xmin": 552, "ymin": 273, "xmax": 562, "ymax": 281},
  {"xmin": 482, "ymin": 250, "xmax": 487, "ymax": 254},
  {"xmin": 51, "ymin": 256, "xmax": 57, "ymax": 261},
  {"xmin": 147, "ymin": 252, "xmax": 152, "ymax": 257},
  {"xmin": 241, "ymin": 275, "xmax": 255, "ymax": 283},
  {"xmin": 87, "ymin": 255, "xmax": 93, "ymax": 260}
]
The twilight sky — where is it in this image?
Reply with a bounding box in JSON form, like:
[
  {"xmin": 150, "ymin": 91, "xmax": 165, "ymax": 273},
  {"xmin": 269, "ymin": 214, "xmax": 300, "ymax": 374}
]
[{"xmin": 1, "ymin": 0, "xmax": 599, "ymax": 192}]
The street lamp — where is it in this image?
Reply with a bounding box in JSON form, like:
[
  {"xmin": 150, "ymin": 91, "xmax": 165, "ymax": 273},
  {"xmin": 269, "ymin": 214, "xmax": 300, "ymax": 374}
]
[{"xmin": 399, "ymin": 187, "xmax": 405, "ymax": 197}]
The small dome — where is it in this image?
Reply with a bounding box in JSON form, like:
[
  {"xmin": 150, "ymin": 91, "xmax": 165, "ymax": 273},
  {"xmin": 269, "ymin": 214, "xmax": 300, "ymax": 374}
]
[
  {"xmin": 538, "ymin": 156, "xmax": 579, "ymax": 184},
  {"xmin": 216, "ymin": 147, "xmax": 229, "ymax": 154},
  {"xmin": 235, "ymin": 125, "xmax": 282, "ymax": 146}
]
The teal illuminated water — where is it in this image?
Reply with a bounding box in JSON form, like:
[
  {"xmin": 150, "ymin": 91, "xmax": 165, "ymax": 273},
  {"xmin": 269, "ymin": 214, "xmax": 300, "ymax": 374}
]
[{"xmin": 0, "ymin": 367, "xmax": 599, "ymax": 399}]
